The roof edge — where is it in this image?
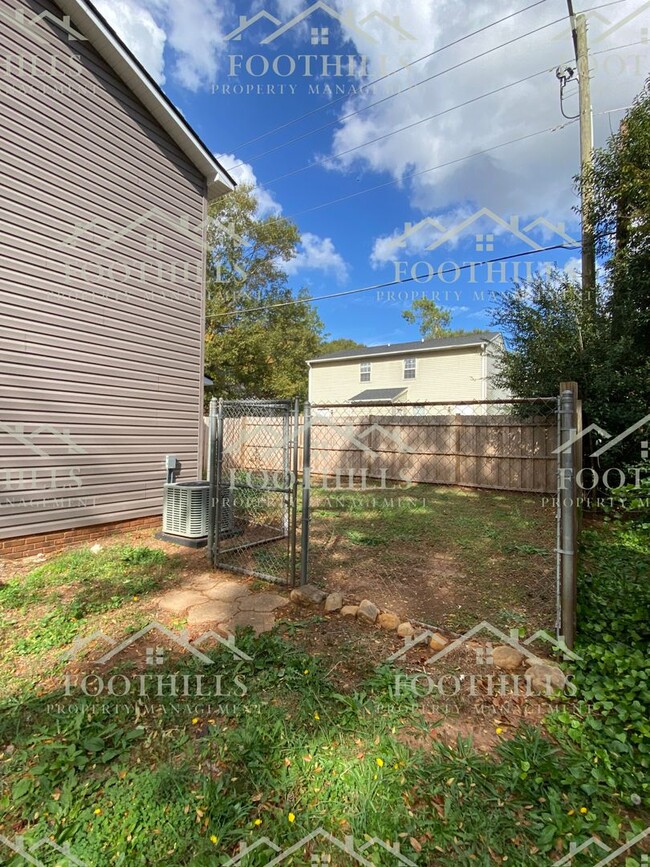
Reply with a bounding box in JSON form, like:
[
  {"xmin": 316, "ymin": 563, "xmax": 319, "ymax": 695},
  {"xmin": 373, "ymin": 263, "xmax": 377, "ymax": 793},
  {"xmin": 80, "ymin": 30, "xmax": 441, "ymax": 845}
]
[
  {"xmin": 307, "ymin": 334, "xmax": 499, "ymax": 364},
  {"xmin": 58, "ymin": 0, "xmax": 236, "ymax": 200}
]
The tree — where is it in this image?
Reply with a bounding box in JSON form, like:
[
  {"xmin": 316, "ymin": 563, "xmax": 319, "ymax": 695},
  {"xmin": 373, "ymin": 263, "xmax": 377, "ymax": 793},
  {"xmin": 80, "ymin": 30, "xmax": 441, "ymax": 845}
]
[
  {"xmin": 204, "ymin": 184, "xmax": 324, "ymax": 401},
  {"xmin": 317, "ymin": 337, "xmax": 366, "ymax": 355},
  {"xmin": 402, "ymin": 298, "xmax": 451, "ymax": 338},
  {"xmin": 402, "ymin": 297, "xmax": 489, "ymax": 339}
]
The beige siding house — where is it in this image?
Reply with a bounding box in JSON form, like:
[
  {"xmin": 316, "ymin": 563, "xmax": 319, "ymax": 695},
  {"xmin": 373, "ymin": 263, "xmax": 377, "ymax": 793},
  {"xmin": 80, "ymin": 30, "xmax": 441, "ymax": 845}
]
[
  {"xmin": 307, "ymin": 333, "xmax": 508, "ymax": 405},
  {"xmin": 0, "ymin": 0, "xmax": 235, "ymax": 550}
]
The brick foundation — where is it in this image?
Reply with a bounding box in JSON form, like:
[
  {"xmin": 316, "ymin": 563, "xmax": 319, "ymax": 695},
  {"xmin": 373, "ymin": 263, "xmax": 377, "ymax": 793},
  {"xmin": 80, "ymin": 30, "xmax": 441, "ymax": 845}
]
[{"xmin": 0, "ymin": 515, "xmax": 162, "ymax": 559}]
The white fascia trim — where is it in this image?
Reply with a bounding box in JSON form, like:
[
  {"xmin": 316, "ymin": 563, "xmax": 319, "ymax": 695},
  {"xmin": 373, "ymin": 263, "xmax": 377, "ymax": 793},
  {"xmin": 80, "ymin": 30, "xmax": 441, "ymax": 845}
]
[{"xmin": 58, "ymin": 0, "xmax": 235, "ymax": 200}]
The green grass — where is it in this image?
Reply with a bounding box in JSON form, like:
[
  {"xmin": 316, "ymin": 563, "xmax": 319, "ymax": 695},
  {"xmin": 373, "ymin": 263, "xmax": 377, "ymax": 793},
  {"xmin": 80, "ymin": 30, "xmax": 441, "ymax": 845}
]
[{"xmin": 0, "ymin": 528, "xmax": 648, "ymax": 865}]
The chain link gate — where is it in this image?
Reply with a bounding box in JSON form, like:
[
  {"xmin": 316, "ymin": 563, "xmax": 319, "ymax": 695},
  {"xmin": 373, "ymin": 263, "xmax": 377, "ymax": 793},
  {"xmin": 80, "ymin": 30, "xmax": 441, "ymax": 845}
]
[{"xmin": 206, "ymin": 398, "xmax": 308, "ymax": 586}]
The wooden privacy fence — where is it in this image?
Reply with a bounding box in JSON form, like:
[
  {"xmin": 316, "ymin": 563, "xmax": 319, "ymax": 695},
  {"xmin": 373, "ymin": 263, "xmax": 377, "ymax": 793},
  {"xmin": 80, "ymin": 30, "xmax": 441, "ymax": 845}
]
[{"xmin": 203, "ymin": 400, "xmax": 559, "ymax": 494}]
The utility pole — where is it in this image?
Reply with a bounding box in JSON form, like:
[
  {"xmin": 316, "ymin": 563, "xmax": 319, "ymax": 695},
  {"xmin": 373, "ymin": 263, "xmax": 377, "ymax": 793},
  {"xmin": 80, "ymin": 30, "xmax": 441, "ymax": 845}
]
[{"xmin": 567, "ymin": 3, "xmax": 596, "ymax": 310}]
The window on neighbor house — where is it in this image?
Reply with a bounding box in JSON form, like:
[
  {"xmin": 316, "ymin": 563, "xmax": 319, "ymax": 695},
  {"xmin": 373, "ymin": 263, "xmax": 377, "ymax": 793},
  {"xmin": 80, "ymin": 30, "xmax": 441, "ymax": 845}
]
[
  {"xmin": 404, "ymin": 358, "xmax": 416, "ymax": 379},
  {"xmin": 360, "ymin": 361, "xmax": 371, "ymax": 382}
]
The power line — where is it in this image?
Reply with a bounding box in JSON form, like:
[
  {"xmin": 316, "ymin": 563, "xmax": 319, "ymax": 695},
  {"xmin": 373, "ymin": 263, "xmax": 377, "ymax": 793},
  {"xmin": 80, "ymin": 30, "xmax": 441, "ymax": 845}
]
[
  {"xmin": 260, "ymin": 66, "xmax": 555, "ymax": 186},
  {"xmin": 208, "ymin": 245, "xmax": 580, "ymax": 319},
  {"xmin": 224, "ymin": 0, "xmax": 630, "ymax": 172},
  {"xmin": 228, "ymin": 11, "xmax": 566, "ymax": 169},
  {"xmin": 226, "ymin": 0, "xmax": 553, "ymax": 157},
  {"xmin": 287, "ymin": 121, "xmax": 577, "ymax": 219}
]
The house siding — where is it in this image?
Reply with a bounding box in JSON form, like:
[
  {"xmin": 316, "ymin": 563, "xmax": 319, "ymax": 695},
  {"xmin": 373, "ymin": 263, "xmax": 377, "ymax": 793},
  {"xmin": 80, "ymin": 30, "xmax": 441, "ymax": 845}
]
[
  {"xmin": 0, "ymin": 0, "xmax": 208, "ymax": 539},
  {"xmin": 309, "ymin": 347, "xmax": 485, "ymax": 404}
]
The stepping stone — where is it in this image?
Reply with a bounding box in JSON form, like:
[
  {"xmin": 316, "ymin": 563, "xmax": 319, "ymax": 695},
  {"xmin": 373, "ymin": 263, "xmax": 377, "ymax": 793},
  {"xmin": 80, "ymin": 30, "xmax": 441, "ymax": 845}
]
[
  {"xmin": 429, "ymin": 632, "xmax": 449, "ymax": 652},
  {"xmin": 492, "ymin": 645, "xmax": 525, "ymax": 672},
  {"xmin": 226, "ymin": 610, "xmax": 275, "ymax": 636},
  {"xmin": 186, "ymin": 599, "xmax": 235, "ymax": 626},
  {"xmin": 397, "ymin": 622, "xmax": 415, "ymax": 637},
  {"xmin": 158, "ymin": 589, "xmax": 208, "ymax": 615},
  {"xmin": 186, "ymin": 573, "xmax": 222, "ymax": 591},
  {"xmin": 341, "ymin": 605, "xmax": 358, "ymax": 617},
  {"xmin": 238, "ymin": 592, "xmax": 289, "ymax": 613},
  {"xmin": 204, "ymin": 581, "xmax": 251, "ymax": 602},
  {"xmin": 290, "ymin": 585, "xmax": 327, "ymax": 606}
]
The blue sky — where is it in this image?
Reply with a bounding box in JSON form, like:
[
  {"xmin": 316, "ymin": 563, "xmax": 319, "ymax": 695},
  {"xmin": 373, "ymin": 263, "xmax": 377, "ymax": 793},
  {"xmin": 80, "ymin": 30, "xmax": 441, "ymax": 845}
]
[{"xmin": 97, "ymin": 0, "xmax": 649, "ymax": 345}]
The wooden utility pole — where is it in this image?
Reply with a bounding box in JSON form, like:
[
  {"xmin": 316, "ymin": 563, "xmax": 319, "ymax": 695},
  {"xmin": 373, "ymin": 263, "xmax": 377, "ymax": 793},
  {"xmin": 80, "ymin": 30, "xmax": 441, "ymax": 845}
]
[{"xmin": 568, "ymin": 6, "xmax": 597, "ymax": 310}]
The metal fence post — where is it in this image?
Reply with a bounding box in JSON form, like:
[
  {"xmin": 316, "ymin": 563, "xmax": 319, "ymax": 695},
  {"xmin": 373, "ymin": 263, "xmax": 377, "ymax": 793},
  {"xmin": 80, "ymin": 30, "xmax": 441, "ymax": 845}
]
[
  {"xmin": 289, "ymin": 398, "xmax": 300, "ymax": 586},
  {"xmin": 300, "ymin": 401, "xmax": 311, "ymax": 586},
  {"xmin": 559, "ymin": 387, "xmax": 577, "ymax": 649},
  {"xmin": 206, "ymin": 398, "xmax": 217, "ymax": 562}
]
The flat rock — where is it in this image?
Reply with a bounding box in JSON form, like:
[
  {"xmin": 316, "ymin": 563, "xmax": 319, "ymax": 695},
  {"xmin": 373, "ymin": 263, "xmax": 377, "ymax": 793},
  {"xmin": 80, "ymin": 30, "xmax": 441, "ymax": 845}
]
[
  {"xmin": 397, "ymin": 622, "xmax": 415, "ymax": 637},
  {"xmin": 429, "ymin": 632, "xmax": 449, "ymax": 652},
  {"xmin": 290, "ymin": 585, "xmax": 327, "ymax": 606},
  {"xmin": 186, "ymin": 599, "xmax": 235, "ymax": 626},
  {"xmin": 158, "ymin": 589, "xmax": 208, "ymax": 615},
  {"xmin": 492, "ymin": 645, "xmax": 525, "ymax": 672},
  {"xmin": 324, "ymin": 592, "xmax": 344, "ymax": 613},
  {"xmin": 204, "ymin": 581, "xmax": 251, "ymax": 602},
  {"xmin": 341, "ymin": 605, "xmax": 359, "ymax": 617},
  {"xmin": 226, "ymin": 610, "xmax": 275, "ymax": 636},
  {"xmin": 357, "ymin": 599, "xmax": 379, "ymax": 624},
  {"xmin": 238, "ymin": 592, "xmax": 289, "ymax": 613},
  {"xmin": 377, "ymin": 611, "xmax": 400, "ymax": 630},
  {"xmin": 526, "ymin": 663, "xmax": 567, "ymax": 695}
]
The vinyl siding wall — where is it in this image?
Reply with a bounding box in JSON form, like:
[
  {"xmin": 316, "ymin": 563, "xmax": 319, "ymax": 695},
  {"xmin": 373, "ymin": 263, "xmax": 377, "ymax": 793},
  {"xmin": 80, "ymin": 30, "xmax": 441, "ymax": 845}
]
[
  {"xmin": 309, "ymin": 347, "xmax": 486, "ymax": 404},
  {"xmin": 0, "ymin": 0, "xmax": 208, "ymax": 539}
]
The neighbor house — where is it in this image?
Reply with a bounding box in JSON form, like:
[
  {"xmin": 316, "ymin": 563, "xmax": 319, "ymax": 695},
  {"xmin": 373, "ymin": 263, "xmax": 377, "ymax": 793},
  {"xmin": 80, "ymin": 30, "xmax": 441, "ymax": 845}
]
[
  {"xmin": 307, "ymin": 333, "xmax": 508, "ymax": 405},
  {"xmin": 0, "ymin": 0, "xmax": 235, "ymax": 556}
]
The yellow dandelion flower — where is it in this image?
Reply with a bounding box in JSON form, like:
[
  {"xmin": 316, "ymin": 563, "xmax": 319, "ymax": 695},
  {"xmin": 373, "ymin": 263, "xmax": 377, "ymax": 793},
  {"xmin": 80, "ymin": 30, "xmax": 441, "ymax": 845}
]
[
  {"xmin": 288, "ymin": 812, "xmax": 296, "ymax": 823},
  {"xmin": 303, "ymin": 669, "xmax": 309, "ymax": 675},
  {"xmin": 314, "ymin": 712, "xmax": 320, "ymax": 720},
  {"xmin": 567, "ymin": 809, "xmax": 575, "ymax": 816},
  {"xmin": 254, "ymin": 819, "xmax": 262, "ymax": 826},
  {"xmin": 376, "ymin": 758, "xmax": 384, "ymax": 767},
  {"xmin": 93, "ymin": 808, "xmax": 101, "ymax": 815},
  {"xmin": 210, "ymin": 835, "xmax": 218, "ymax": 844},
  {"xmin": 580, "ymin": 807, "xmax": 588, "ymax": 814},
  {"xmin": 132, "ymin": 596, "xmax": 139, "ymax": 601},
  {"xmin": 495, "ymin": 727, "xmax": 503, "ymax": 735},
  {"xmin": 192, "ymin": 717, "xmax": 200, "ymax": 724}
]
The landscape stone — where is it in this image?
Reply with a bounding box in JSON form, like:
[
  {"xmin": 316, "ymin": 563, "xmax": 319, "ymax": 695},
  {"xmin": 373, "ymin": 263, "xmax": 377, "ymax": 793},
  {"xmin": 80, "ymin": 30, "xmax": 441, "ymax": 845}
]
[
  {"xmin": 429, "ymin": 632, "xmax": 449, "ymax": 652},
  {"xmin": 357, "ymin": 599, "xmax": 379, "ymax": 624},
  {"xmin": 341, "ymin": 605, "xmax": 359, "ymax": 617},
  {"xmin": 526, "ymin": 663, "xmax": 567, "ymax": 695},
  {"xmin": 186, "ymin": 599, "xmax": 235, "ymax": 626},
  {"xmin": 377, "ymin": 611, "xmax": 400, "ymax": 630},
  {"xmin": 397, "ymin": 622, "xmax": 415, "ymax": 637},
  {"xmin": 238, "ymin": 592, "xmax": 289, "ymax": 613},
  {"xmin": 324, "ymin": 592, "xmax": 344, "ymax": 612},
  {"xmin": 290, "ymin": 585, "xmax": 327, "ymax": 606},
  {"xmin": 492, "ymin": 645, "xmax": 525, "ymax": 672},
  {"xmin": 158, "ymin": 589, "xmax": 209, "ymax": 615}
]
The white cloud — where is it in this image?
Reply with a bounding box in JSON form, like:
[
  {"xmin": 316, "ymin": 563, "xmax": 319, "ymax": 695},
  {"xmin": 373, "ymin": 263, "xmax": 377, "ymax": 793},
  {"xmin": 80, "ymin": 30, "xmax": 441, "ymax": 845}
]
[
  {"xmin": 285, "ymin": 232, "xmax": 349, "ymax": 281},
  {"xmin": 95, "ymin": 0, "xmax": 231, "ymax": 90},
  {"xmin": 319, "ymin": 0, "xmax": 647, "ymax": 223},
  {"xmin": 214, "ymin": 153, "xmax": 282, "ymax": 216},
  {"xmin": 94, "ymin": 0, "xmax": 167, "ymax": 84}
]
